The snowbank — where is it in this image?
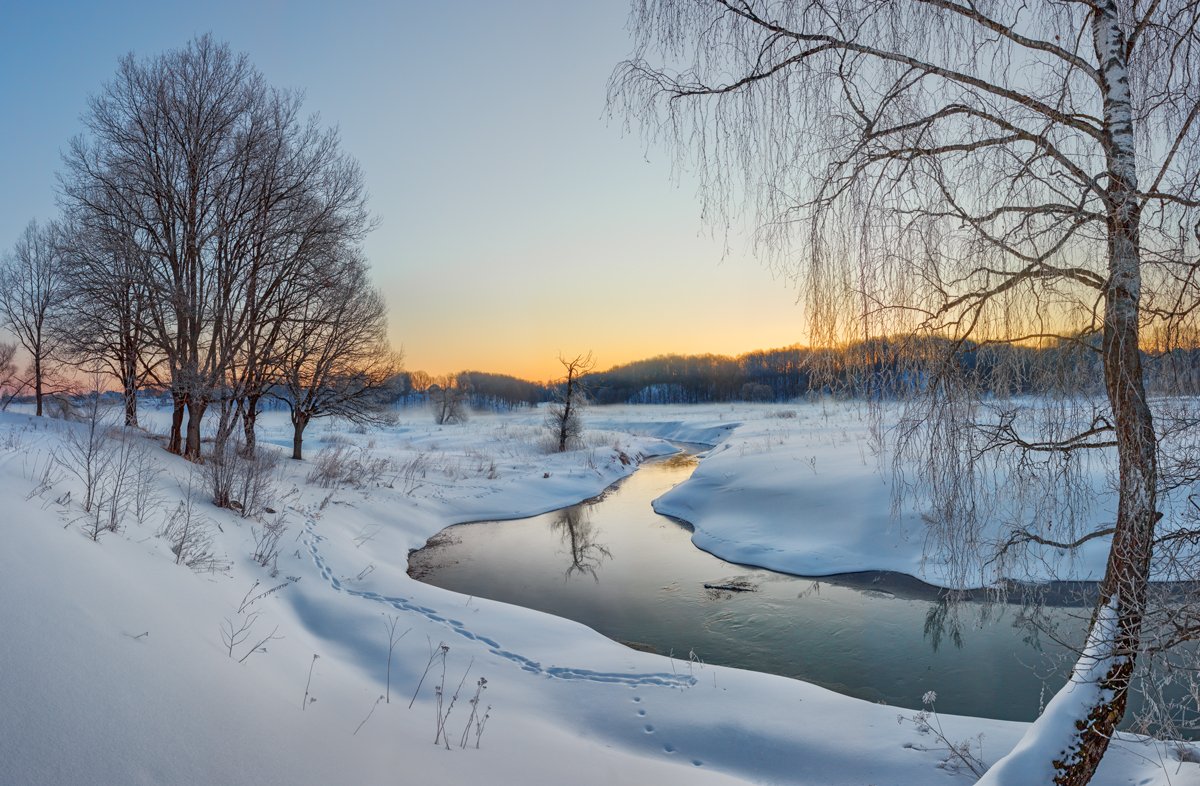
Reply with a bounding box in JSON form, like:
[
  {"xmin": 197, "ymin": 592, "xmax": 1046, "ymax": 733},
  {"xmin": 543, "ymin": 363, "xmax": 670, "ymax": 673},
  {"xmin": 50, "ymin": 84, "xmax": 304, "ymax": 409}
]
[{"xmin": 0, "ymin": 403, "xmax": 1192, "ymax": 785}]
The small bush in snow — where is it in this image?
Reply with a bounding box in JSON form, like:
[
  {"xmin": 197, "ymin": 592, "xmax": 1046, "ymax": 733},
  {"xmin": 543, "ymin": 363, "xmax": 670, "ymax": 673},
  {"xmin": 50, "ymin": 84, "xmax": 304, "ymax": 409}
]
[
  {"xmin": 55, "ymin": 395, "xmax": 114, "ymax": 514},
  {"xmin": 898, "ymin": 690, "xmax": 986, "ymax": 777},
  {"xmin": 250, "ymin": 513, "xmax": 288, "ymax": 573},
  {"xmin": 206, "ymin": 439, "xmax": 282, "ymax": 518},
  {"xmin": 54, "ymin": 397, "xmax": 161, "ymax": 540},
  {"xmin": 397, "ymin": 452, "xmax": 430, "ymax": 494},
  {"xmin": 159, "ymin": 477, "xmax": 226, "ymax": 572},
  {"xmin": 306, "ymin": 444, "xmax": 392, "ymax": 489}
]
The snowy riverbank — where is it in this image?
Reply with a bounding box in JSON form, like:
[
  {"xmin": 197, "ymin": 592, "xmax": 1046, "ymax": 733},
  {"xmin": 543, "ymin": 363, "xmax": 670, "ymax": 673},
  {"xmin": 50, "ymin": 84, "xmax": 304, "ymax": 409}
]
[{"xmin": 0, "ymin": 402, "xmax": 1193, "ymax": 785}]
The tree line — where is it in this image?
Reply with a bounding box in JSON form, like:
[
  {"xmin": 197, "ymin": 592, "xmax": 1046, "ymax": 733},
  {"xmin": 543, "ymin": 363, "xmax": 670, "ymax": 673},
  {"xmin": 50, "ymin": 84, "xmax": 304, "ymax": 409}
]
[
  {"xmin": 387, "ymin": 335, "xmax": 1192, "ymax": 413},
  {"xmin": 0, "ymin": 36, "xmax": 397, "ymax": 461},
  {"xmin": 580, "ymin": 338, "xmax": 1149, "ymax": 406}
]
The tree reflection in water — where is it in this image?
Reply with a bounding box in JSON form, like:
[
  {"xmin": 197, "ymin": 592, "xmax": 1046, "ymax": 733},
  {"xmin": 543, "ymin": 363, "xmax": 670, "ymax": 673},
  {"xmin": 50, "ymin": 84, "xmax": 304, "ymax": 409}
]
[{"xmin": 550, "ymin": 506, "xmax": 612, "ymax": 581}]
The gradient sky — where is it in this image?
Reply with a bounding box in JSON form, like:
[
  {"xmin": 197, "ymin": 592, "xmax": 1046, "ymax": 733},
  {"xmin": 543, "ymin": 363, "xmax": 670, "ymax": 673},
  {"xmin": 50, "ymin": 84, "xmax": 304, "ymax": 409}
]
[{"xmin": 0, "ymin": 1, "xmax": 808, "ymax": 381}]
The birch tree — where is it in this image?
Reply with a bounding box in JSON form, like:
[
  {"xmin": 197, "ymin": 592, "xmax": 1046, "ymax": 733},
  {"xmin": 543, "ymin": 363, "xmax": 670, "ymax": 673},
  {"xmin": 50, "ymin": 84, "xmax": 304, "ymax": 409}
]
[{"xmin": 612, "ymin": 1, "xmax": 1200, "ymax": 783}]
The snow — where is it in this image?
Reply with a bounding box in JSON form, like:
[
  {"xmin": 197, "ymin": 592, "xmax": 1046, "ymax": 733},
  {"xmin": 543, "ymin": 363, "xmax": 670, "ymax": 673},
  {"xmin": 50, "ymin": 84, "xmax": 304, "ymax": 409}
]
[
  {"xmin": 598, "ymin": 401, "xmax": 1120, "ymax": 588},
  {"xmin": 0, "ymin": 401, "xmax": 1194, "ymax": 785},
  {"xmin": 976, "ymin": 598, "xmax": 1121, "ymax": 784}
]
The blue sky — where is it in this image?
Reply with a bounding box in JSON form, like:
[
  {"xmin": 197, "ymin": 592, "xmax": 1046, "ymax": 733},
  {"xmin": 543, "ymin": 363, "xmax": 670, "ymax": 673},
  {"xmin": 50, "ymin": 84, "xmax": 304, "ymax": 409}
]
[{"xmin": 0, "ymin": 0, "xmax": 807, "ymax": 380}]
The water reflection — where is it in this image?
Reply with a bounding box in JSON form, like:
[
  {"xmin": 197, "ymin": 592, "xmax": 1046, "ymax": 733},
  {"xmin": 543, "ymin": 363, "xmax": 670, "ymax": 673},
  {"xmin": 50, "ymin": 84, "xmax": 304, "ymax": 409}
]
[
  {"xmin": 550, "ymin": 506, "xmax": 612, "ymax": 580},
  {"xmin": 411, "ymin": 451, "xmax": 1090, "ymax": 722}
]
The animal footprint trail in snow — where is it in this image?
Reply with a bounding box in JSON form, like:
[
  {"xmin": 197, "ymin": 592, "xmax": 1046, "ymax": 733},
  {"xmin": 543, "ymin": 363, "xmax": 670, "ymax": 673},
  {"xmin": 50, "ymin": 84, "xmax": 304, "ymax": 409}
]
[{"xmin": 302, "ymin": 519, "xmax": 696, "ymax": 689}]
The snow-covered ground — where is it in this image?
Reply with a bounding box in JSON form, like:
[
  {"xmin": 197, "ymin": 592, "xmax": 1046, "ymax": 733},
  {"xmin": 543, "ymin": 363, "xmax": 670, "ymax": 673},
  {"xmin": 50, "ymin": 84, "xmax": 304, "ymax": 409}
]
[
  {"xmin": 593, "ymin": 402, "xmax": 1120, "ymax": 588},
  {"xmin": 0, "ymin": 401, "xmax": 1194, "ymax": 785}
]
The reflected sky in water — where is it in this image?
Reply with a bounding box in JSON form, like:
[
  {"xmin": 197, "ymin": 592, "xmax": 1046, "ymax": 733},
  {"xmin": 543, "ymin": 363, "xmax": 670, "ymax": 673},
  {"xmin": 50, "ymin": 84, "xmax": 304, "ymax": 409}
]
[{"xmin": 412, "ymin": 451, "xmax": 1089, "ymax": 721}]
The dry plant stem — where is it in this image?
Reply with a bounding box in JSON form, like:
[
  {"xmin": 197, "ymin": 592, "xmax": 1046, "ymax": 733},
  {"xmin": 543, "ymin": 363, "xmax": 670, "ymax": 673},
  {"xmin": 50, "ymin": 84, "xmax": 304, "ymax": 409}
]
[
  {"xmin": 302, "ymin": 653, "xmax": 319, "ymax": 710},
  {"xmin": 237, "ymin": 626, "xmax": 281, "ymax": 664},
  {"xmin": 410, "ymin": 640, "xmax": 448, "ymax": 709},
  {"xmin": 903, "ymin": 693, "xmax": 986, "ymax": 778},
  {"xmin": 236, "ymin": 579, "xmax": 294, "ymax": 614},
  {"xmin": 220, "ymin": 612, "xmax": 260, "ymax": 659},
  {"xmin": 383, "ymin": 616, "xmax": 410, "ymax": 704},
  {"xmin": 474, "ymin": 705, "xmax": 491, "ymax": 749},
  {"xmin": 353, "ymin": 695, "xmax": 384, "ymax": 736},
  {"xmin": 460, "ymin": 677, "xmax": 488, "ymax": 749},
  {"xmin": 436, "ymin": 658, "xmax": 472, "ymax": 750}
]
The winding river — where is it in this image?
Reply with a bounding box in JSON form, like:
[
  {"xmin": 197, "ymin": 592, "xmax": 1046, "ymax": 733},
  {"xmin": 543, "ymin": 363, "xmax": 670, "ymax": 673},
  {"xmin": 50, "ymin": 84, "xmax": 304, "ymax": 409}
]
[{"xmin": 410, "ymin": 449, "xmax": 1100, "ymax": 722}]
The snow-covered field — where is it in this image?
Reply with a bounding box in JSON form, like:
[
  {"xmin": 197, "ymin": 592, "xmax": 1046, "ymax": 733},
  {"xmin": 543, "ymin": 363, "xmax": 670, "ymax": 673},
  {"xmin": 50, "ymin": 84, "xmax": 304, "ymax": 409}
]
[{"xmin": 0, "ymin": 401, "xmax": 1194, "ymax": 785}]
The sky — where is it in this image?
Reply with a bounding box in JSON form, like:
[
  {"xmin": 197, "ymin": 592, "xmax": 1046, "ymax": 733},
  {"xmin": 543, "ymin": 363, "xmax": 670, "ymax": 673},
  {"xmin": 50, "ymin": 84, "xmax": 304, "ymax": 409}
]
[{"xmin": 0, "ymin": 0, "xmax": 808, "ymax": 381}]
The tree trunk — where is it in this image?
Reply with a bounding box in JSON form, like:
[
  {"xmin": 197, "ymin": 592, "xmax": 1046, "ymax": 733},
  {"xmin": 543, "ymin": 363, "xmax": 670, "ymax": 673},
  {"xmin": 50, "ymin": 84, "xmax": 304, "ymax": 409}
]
[
  {"xmin": 184, "ymin": 399, "xmax": 206, "ymax": 461},
  {"xmin": 292, "ymin": 412, "xmax": 309, "ymax": 460},
  {"xmin": 33, "ymin": 356, "xmax": 43, "ymax": 417},
  {"xmin": 558, "ymin": 371, "xmax": 576, "ymax": 452},
  {"xmin": 241, "ymin": 394, "xmax": 260, "ymax": 456},
  {"xmin": 123, "ymin": 382, "xmax": 138, "ymax": 428},
  {"xmin": 213, "ymin": 399, "xmax": 237, "ymax": 457},
  {"xmin": 1050, "ymin": 5, "xmax": 1155, "ymax": 783},
  {"xmin": 168, "ymin": 394, "xmax": 185, "ymax": 454},
  {"xmin": 123, "ymin": 350, "xmax": 139, "ymax": 428}
]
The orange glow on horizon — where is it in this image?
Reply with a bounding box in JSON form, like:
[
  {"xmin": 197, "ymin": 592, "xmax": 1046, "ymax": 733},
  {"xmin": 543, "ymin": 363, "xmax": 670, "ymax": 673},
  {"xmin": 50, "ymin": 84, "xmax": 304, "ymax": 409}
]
[{"xmin": 397, "ymin": 331, "xmax": 813, "ymax": 384}]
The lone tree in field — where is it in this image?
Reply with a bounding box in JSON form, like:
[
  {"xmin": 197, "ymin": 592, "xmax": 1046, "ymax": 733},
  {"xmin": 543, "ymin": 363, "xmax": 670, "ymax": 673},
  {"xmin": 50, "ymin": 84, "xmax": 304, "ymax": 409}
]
[
  {"xmin": 547, "ymin": 352, "xmax": 594, "ymax": 452},
  {"xmin": 430, "ymin": 374, "xmax": 470, "ymax": 426},
  {"xmin": 613, "ymin": 1, "xmax": 1200, "ymax": 783},
  {"xmin": 0, "ymin": 220, "xmax": 67, "ymax": 417}
]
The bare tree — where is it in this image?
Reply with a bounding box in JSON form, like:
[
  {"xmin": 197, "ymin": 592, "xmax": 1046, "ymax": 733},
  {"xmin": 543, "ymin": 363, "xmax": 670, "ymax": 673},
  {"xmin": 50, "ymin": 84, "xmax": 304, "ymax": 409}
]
[
  {"xmin": 0, "ymin": 220, "xmax": 67, "ymax": 416},
  {"xmin": 408, "ymin": 370, "xmax": 433, "ymax": 395},
  {"xmin": 61, "ymin": 36, "xmax": 260, "ymax": 456},
  {"xmin": 56, "ymin": 217, "xmax": 161, "ymax": 427},
  {"xmin": 215, "ymin": 92, "xmax": 371, "ymax": 458},
  {"xmin": 62, "ymin": 35, "xmax": 370, "ymax": 460},
  {"xmin": 550, "ymin": 506, "xmax": 612, "ymax": 580},
  {"xmin": 613, "ymin": 1, "xmax": 1200, "ymax": 782},
  {"xmin": 547, "ymin": 352, "xmax": 593, "ymax": 452},
  {"xmin": 273, "ymin": 248, "xmax": 399, "ymax": 460},
  {"xmin": 0, "ymin": 342, "xmax": 26, "ymax": 411},
  {"xmin": 430, "ymin": 374, "xmax": 470, "ymax": 426}
]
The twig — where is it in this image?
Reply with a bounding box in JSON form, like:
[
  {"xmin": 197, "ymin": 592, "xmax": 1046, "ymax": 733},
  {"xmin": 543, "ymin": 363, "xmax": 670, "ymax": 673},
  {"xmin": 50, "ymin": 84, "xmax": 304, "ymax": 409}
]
[
  {"xmin": 384, "ymin": 616, "xmax": 411, "ymax": 704},
  {"xmin": 302, "ymin": 653, "xmax": 320, "ymax": 709},
  {"xmin": 354, "ymin": 695, "xmax": 384, "ymax": 736},
  {"xmin": 237, "ymin": 625, "xmax": 281, "ymax": 664}
]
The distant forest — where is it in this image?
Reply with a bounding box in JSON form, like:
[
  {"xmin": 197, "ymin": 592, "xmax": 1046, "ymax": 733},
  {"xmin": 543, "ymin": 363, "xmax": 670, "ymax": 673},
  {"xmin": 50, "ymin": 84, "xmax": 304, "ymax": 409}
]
[{"xmin": 398, "ymin": 336, "xmax": 1197, "ymax": 410}]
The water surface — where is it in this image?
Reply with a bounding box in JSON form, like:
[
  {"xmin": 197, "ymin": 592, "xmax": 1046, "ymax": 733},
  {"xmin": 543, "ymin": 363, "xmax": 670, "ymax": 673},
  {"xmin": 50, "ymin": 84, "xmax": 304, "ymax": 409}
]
[{"xmin": 411, "ymin": 451, "xmax": 1090, "ymax": 721}]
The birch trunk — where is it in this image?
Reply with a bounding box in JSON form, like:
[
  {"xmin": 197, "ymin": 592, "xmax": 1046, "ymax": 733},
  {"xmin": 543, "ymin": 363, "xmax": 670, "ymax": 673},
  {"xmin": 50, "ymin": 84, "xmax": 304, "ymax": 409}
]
[{"xmin": 1054, "ymin": 5, "xmax": 1157, "ymax": 783}]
